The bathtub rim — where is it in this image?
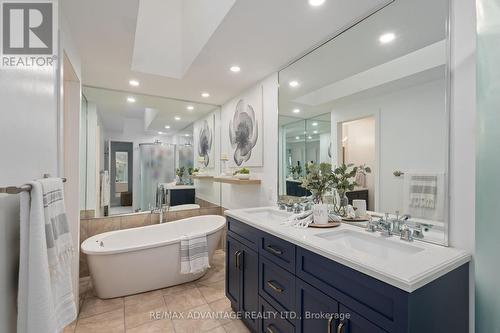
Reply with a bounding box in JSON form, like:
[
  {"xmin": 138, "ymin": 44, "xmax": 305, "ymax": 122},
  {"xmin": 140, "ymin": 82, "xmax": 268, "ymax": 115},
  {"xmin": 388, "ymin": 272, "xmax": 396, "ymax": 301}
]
[{"xmin": 81, "ymin": 215, "xmax": 226, "ymax": 256}]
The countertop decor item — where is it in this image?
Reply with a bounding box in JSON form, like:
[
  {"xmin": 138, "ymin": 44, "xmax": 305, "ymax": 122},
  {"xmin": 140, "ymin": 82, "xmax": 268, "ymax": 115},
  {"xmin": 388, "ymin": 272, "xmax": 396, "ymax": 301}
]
[
  {"xmin": 331, "ymin": 163, "xmax": 371, "ymax": 216},
  {"xmin": 342, "ymin": 215, "xmax": 371, "ymax": 222},
  {"xmin": 308, "ymin": 221, "xmax": 341, "ymax": 228},
  {"xmin": 300, "ymin": 163, "xmax": 337, "ymax": 225}
]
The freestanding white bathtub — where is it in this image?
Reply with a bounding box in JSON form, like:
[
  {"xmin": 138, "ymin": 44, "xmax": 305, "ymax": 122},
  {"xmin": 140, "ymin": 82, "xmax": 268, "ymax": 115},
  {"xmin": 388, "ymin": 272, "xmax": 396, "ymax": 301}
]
[{"xmin": 81, "ymin": 215, "xmax": 226, "ymax": 298}]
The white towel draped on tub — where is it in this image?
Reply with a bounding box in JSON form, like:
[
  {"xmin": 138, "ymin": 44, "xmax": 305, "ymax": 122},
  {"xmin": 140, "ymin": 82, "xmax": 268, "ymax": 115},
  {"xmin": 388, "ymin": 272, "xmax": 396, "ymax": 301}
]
[
  {"xmin": 18, "ymin": 178, "xmax": 76, "ymax": 333},
  {"xmin": 180, "ymin": 233, "xmax": 210, "ymax": 274}
]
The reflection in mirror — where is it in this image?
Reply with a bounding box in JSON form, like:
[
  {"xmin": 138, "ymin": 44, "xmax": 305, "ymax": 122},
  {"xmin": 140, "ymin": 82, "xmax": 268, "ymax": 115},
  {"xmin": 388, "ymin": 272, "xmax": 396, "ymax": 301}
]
[
  {"xmin": 80, "ymin": 87, "xmax": 221, "ymax": 220},
  {"xmin": 278, "ymin": 0, "xmax": 450, "ymax": 244}
]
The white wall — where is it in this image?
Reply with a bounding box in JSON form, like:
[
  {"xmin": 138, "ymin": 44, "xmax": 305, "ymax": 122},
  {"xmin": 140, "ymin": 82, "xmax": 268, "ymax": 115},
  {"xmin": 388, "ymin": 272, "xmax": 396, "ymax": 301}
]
[
  {"xmin": 0, "ymin": 1, "xmax": 83, "ymax": 330},
  {"xmin": 221, "ymin": 74, "xmax": 279, "ymax": 209},
  {"xmin": 60, "ymin": 5, "xmax": 83, "ymax": 313},
  {"xmin": 449, "ymin": 0, "xmax": 476, "ymax": 331},
  {"xmin": 331, "ymin": 78, "xmax": 447, "ymax": 216}
]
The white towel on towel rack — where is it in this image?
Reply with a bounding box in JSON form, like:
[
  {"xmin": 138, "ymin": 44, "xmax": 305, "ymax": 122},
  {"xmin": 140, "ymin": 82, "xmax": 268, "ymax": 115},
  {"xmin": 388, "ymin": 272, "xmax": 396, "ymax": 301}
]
[
  {"xmin": 180, "ymin": 233, "xmax": 210, "ymax": 274},
  {"xmin": 18, "ymin": 179, "xmax": 76, "ymax": 333},
  {"xmin": 403, "ymin": 172, "xmax": 445, "ymax": 222}
]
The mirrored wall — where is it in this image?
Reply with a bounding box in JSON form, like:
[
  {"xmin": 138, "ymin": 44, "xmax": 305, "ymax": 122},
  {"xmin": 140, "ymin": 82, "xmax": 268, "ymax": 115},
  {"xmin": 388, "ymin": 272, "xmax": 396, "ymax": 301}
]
[
  {"xmin": 278, "ymin": 0, "xmax": 450, "ymax": 244},
  {"xmin": 80, "ymin": 87, "xmax": 222, "ymax": 219}
]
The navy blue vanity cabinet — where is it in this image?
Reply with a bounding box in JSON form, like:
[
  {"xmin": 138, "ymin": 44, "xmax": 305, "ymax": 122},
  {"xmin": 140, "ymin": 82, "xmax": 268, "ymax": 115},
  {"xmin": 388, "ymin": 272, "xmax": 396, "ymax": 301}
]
[
  {"xmin": 225, "ymin": 217, "xmax": 469, "ymax": 333},
  {"xmin": 295, "ymin": 279, "xmax": 339, "ymax": 333},
  {"xmin": 225, "ymin": 235, "xmax": 259, "ymax": 332}
]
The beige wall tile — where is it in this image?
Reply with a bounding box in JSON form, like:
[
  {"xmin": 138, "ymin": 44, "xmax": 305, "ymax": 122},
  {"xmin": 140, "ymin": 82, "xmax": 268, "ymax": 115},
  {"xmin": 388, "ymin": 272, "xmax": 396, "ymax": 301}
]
[
  {"xmin": 120, "ymin": 213, "xmax": 151, "ymax": 229},
  {"xmin": 87, "ymin": 217, "xmax": 121, "ymax": 238}
]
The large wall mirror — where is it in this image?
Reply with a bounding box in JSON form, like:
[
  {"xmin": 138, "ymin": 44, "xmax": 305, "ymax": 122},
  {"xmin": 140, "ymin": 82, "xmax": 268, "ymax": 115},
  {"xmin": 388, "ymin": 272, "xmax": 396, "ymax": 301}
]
[
  {"xmin": 278, "ymin": 0, "xmax": 450, "ymax": 245},
  {"xmin": 80, "ymin": 87, "xmax": 222, "ymax": 219}
]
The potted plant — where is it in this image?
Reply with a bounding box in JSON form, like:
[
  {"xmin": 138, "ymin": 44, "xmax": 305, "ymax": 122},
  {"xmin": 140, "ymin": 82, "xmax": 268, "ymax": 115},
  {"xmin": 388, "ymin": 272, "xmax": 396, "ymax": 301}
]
[
  {"xmin": 233, "ymin": 167, "xmax": 251, "ymax": 180},
  {"xmin": 176, "ymin": 166, "xmax": 186, "ymax": 185},
  {"xmin": 331, "ymin": 163, "xmax": 371, "ymax": 215},
  {"xmin": 300, "ymin": 163, "xmax": 337, "ymax": 224}
]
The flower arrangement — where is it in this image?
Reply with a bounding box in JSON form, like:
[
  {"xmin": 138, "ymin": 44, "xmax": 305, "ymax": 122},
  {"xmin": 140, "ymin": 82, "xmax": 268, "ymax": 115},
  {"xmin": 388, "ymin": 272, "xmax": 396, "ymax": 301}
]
[
  {"xmin": 288, "ymin": 165, "xmax": 303, "ymax": 179},
  {"xmin": 176, "ymin": 166, "xmax": 186, "ymax": 178},
  {"xmin": 333, "ymin": 163, "xmax": 371, "ymax": 194},
  {"xmin": 299, "ymin": 163, "xmax": 336, "ymax": 204},
  {"xmin": 300, "ymin": 163, "xmax": 371, "ymax": 214}
]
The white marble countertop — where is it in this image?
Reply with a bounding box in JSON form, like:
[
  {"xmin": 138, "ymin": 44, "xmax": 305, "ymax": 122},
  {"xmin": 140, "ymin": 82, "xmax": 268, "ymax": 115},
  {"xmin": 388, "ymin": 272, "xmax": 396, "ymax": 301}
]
[{"xmin": 225, "ymin": 206, "xmax": 471, "ymax": 293}]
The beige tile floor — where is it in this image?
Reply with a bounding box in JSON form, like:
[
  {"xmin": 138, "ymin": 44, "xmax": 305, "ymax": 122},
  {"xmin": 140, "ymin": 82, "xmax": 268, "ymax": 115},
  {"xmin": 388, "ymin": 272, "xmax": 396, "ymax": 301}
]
[{"xmin": 65, "ymin": 250, "xmax": 250, "ymax": 333}]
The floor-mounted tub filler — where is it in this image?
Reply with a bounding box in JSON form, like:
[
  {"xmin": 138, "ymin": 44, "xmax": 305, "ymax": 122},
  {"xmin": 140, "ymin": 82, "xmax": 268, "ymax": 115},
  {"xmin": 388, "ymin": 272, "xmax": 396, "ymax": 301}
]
[{"xmin": 81, "ymin": 215, "xmax": 225, "ymax": 298}]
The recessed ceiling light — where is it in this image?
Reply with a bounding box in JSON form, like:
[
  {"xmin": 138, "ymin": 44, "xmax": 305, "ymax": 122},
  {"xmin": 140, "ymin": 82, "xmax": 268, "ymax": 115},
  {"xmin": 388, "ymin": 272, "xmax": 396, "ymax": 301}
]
[
  {"xmin": 158, "ymin": 131, "xmax": 164, "ymax": 135},
  {"xmin": 174, "ymin": 116, "xmax": 181, "ymax": 121},
  {"xmin": 309, "ymin": 0, "xmax": 325, "ymax": 7},
  {"xmin": 185, "ymin": 134, "xmax": 190, "ymax": 137},
  {"xmin": 127, "ymin": 97, "xmax": 136, "ymax": 103},
  {"xmin": 230, "ymin": 66, "xmax": 241, "ymax": 73},
  {"xmin": 293, "ymin": 108, "xmax": 301, "ymax": 114},
  {"xmin": 187, "ymin": 105, "xmax": 194, "ymax": 110},
  {"xmin": 129, "ymin": 79, "xmax": 139, "ymax": 87},
  {"xmin": 295, "ymin": 136, "xmax": 300, "ymax": 140},
  {"xmin": 313, "ymin": 130, "xmax": 318, "ymax": 134},
  {"xmin": 379, "ymin": 32, "xmax": 396, "ymax": 44},
  {"xmin": 289, "ymin": 80, "xmax": 299, "ymax": 88},
  {"xmin": 312, "ymin": 122, "xmax": 318, "ymax": 126},
  {"xmin": 164, "ymin": 125, "xmax": 170, "ymax": 129},
  {"xmin": 308, "ymin": 136, "xmax": 313, "ymax": 140},
  {"xmin": 201, "ymin": 92, "xmax": 210, "ymax": 98}
]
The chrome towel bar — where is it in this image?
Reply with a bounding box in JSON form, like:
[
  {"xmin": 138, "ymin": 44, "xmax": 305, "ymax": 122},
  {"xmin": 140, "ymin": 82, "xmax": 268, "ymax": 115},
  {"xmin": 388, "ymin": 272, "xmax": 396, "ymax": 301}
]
[{"xmin": 0, "ymin": 176, "xmax": 67, "ymax": 194}]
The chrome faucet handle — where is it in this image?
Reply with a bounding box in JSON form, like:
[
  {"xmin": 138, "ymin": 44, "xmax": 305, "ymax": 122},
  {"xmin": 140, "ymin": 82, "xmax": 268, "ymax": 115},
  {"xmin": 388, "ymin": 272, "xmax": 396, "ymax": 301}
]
[
  {"xmin": 366, "ymin": 217, "xmax": 377, "ymax": 233},
  {"xmin": 413, "ymin": 224, "xmax": 424, "ymax": 239},
  {"xmin": 293, "ymin": 203, "xmax": 303, "ymax": 214},
  {"xmin": 400, "ymin": 224, "xmax": 413, "ymax": 242}
]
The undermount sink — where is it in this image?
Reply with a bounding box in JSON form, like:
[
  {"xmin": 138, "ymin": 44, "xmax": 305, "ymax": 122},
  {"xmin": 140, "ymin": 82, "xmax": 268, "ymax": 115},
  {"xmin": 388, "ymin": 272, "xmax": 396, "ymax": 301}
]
[
  {"xmin": 241, "ymin": 208, "xmax": 290, "ymax": 223},
  {"xmin": 315, "ymin": 230, "xmax": 424, "ymax": 261}
]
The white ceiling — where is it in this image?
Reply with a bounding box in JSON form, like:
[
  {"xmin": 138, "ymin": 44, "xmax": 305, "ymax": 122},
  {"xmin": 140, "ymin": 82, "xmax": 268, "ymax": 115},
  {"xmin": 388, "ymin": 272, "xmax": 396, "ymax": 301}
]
[
  {"xmin": 279, "ymin": 0, "xmax": 449, "ymax": 119},
  {"xmin": 83, "ymin": 87, "xmax": 218, "ymax": 133},
  {"xmin": 62, "ymin": 0, "xmax": 391, "ymax": 105}
]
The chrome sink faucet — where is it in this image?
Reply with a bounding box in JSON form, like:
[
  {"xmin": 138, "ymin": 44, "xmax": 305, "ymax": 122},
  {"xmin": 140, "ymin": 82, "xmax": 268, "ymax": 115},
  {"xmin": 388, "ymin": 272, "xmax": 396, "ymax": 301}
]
[{"xmin": 366, "ymin": 212, "xmax": 421, "ymax": 242}]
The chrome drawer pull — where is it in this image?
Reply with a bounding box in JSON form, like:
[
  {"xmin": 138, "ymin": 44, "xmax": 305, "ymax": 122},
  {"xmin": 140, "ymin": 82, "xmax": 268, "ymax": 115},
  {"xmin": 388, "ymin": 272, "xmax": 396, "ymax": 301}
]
[
  {"xmin": 327, "ymin": 316, "xmax": 335, "ymax": 333},
  {"xmin": 266, "ymin": 245, "xmax": 283, "ymax": 255},
  {"xmin": 337, "ymin": 321, "xmax": 345, "ymax": 333},
  {"xmin": 266, "ymin": 324, "xmax": 278, "ymax": 333},
  {"xmin": 235, "ymin": 251, "xmax": 242, "ymax": 269},
  {"xmin": 267, "ymin": 280, "xmax": 284, "ymax": 293}
]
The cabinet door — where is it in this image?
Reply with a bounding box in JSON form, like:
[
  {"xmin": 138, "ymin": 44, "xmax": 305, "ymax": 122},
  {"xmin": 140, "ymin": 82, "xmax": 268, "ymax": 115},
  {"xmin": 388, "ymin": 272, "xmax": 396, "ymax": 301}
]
[
  {"xmin": 296, "ymin": 279, "xmax": 339, "ymax": 333},
  {"xmin": 240, "ymin": 243, "xmax": 259, "ymax": 332},
  {"xmin": 338, "ymin": 305, "xmax": 387, "ymax": 333},
  {"xmin": 226, "ymin": 236, "xmax": 241, "ymax": 307}
]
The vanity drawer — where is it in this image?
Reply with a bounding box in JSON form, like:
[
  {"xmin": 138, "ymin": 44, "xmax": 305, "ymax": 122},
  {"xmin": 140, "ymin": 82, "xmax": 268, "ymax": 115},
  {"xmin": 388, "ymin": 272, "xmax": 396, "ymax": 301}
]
[
  {"xmin": 260, "ymin": 256, "xmax": 296, "ymax": 312},
  {"xmin": 226, "ymin": 217, "xmax": 259, "ymax": 251},
  {"xmin": 260, "ymin": 232, "xmax": 296, "ymax": 272},
  {"xmin": 260, "ymin": 297, "xmax": 295, "ymax": 333},
  {"xmin": 296, "ymin": 247, "xmax": 408, "ymax": 332}
]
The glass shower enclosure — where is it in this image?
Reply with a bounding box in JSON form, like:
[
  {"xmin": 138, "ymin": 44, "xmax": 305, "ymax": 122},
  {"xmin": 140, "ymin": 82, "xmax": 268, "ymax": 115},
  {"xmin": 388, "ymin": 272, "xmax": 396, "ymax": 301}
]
[{"xmin": 138, "ymin": 143, "xmax": 176, "ymax": 211}]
